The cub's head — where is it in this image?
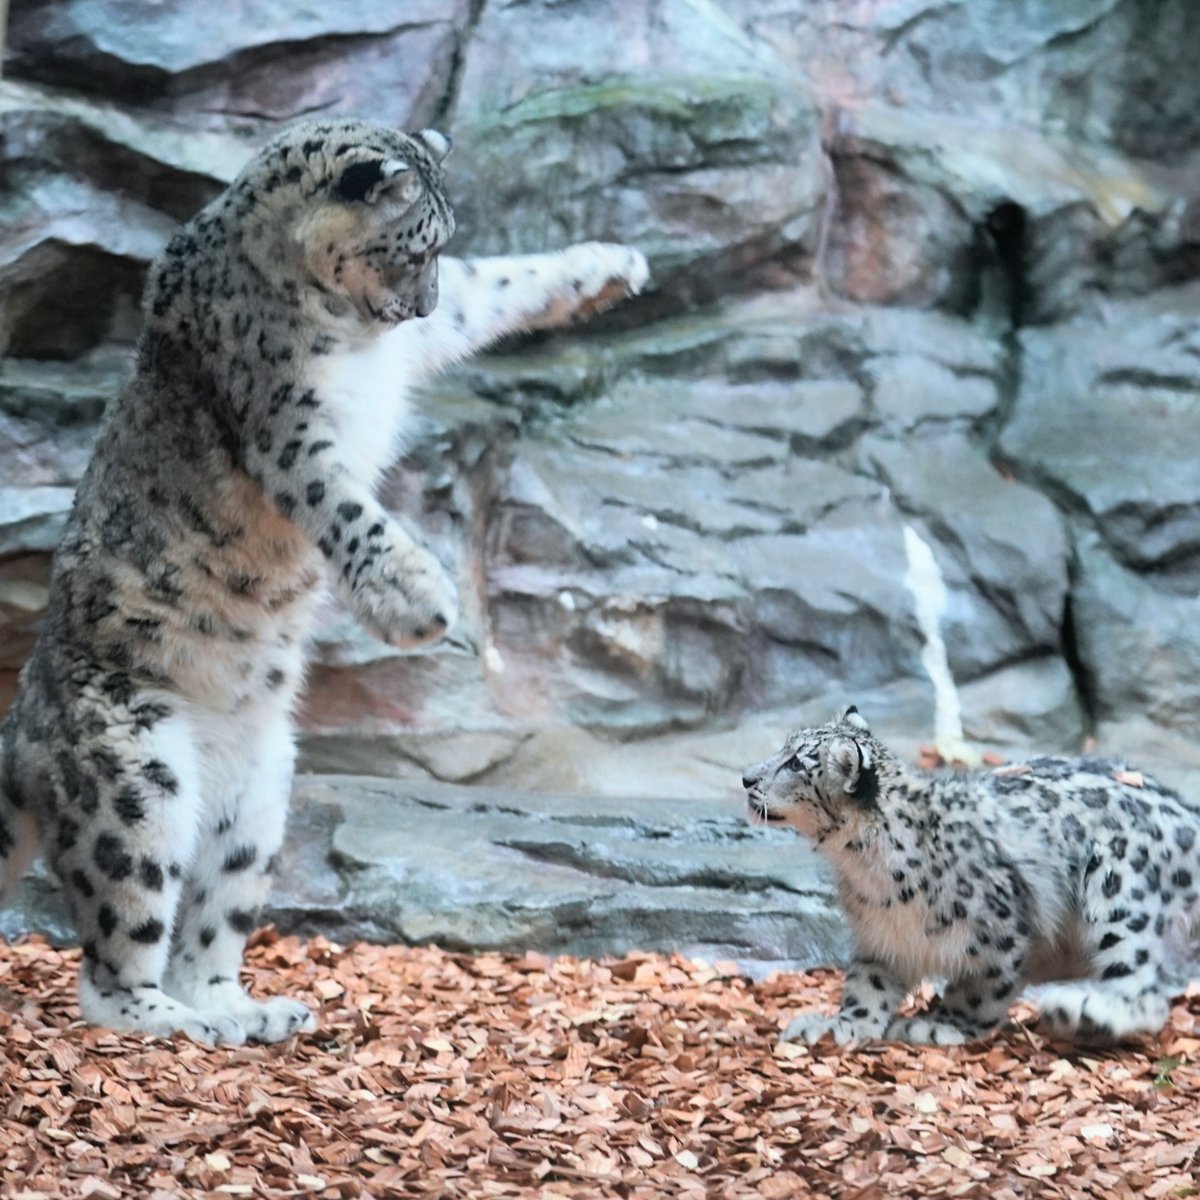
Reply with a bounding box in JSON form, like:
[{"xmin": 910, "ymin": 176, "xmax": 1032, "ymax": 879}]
[
  {"xmin": 742, "ymin": 706, "xmax": 883, "ymax": 841},
  {"xmin": 228, "ymin": 118, "xmax": 456, "ymax": 328}
]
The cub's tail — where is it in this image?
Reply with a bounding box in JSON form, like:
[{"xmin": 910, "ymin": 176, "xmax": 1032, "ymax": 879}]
[{"xmin": 0, "ymin": 719, "xmax": 39, "ymax": 902}]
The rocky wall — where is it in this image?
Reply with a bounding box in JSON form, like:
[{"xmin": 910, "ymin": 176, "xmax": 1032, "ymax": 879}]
[{"xmin": 2, "ymin": 0, "xmax": 1198, "ymax": 957}]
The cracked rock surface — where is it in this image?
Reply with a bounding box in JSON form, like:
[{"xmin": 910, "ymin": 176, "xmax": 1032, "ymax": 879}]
[
  {"xmin": 3, "ymin": 0, "xmax": 1199, "ymax": 956},
  {"xmin": 2, "ymin": 773, "xmax": 848, "ymax": 971}
]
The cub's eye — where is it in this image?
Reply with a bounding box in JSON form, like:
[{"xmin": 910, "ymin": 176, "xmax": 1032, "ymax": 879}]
[{"xmin": 786, "ymin": 755, "xmax": 804, "ymax": 773}]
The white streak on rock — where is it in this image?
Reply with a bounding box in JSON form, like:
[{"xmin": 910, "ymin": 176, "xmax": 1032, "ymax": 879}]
[{"xmin": 903, "ymin": 524, "xmax": 980, "ymax": 766}]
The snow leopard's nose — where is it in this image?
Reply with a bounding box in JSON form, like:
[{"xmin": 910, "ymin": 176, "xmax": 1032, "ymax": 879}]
[{"xmin": 742, "ymin": 757, "xmax": 771, "ymax": 791}]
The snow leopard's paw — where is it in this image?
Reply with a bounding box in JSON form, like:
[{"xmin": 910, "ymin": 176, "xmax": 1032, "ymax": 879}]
[
  {"xmin": 885, "ymin": 1014, "xmax": 973, "ymax": 1046},
  {"xmin": 533, "ymin": 242, "xmax": 650, "ymax": 329},
  {"xmin": 781, "ymin": 1010, "xmax": 883, "ymax": 1046},
  {"xmin": 352, "ymin": 531, "xmax": 459, "ymax": 650}
]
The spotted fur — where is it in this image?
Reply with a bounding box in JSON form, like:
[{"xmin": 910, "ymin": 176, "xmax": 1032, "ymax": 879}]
[
  {"xmin": 744, "ymin": 707, "xmax": 1200, "ymax": 1046},
  {"xmin": 0, "ymin": 118, "xmax": 649, "ymax": 1045}
]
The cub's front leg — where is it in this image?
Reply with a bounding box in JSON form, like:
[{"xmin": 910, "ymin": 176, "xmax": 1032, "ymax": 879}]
[
  {"xmin": 409, "ymin": 242, "xmax": 650, "ymax": 373},
  {"xmin": 781, "ymin": 957, "xmax": 908, "ymax": 1046}
]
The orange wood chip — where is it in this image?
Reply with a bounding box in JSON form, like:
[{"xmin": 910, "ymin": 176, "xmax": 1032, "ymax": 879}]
[{"xmin": 0, "ymin": 931, "xmax": 1195, "ymax": 1197}]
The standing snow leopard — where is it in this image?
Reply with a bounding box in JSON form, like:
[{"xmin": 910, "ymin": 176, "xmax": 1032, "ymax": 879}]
[
  {"xmin": 743, "ymin": 707, "xmax": 1200, "ymax": 1045},
  {"xmin": 0, "ymin": 118, "xmax": 648, "ymax": 1045}
]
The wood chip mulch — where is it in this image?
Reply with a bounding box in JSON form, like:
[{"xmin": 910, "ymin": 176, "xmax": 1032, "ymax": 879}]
[{"xmin": 0, "ymin": 932, "xmax": 1198, "ymax": 1200}]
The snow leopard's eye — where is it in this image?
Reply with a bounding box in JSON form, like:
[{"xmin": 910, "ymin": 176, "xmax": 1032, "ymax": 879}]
[
  {"xmin": 333, "ymin": 160, "xmax": 386, "ymax": 203},
  {"xmin": 333, "ymin": 158, "xmax": 411, "ymax": 204},
  {"xmin": 786, "ymin": 755, "xmax": 805, "ymax": 773}
]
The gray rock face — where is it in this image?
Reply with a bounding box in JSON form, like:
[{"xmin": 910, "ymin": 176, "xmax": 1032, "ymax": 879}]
[
  {"xmin": 1002, "ymin": 290, "xmax": 1200, "ymax": 576},
  {"xmin": 0, "ymin": 775, "xmax": 847, "ymax": 971},
  {"xmin": 6, "ymin": 1, "xmax": 471, "ymax": 131},
  {"xmin": 1, "ymin": 0, "xmax": 1196, "ymax": 958},
  {"xmin": 450, "ymin": 1, "xmax": 825, "ymax": 303},
  {"xmin": 277, "ymin": 777, "xmax": 846, "ymax": 967}
]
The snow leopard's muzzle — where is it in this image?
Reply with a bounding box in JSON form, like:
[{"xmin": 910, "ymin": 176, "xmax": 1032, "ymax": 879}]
[
  {"xmin": 742, "ymin": 760, "xmax": 788, "ymax": 825},
  {"xmin": 373, "ymin": 256, "xmax": 440, "ymax": 323}
]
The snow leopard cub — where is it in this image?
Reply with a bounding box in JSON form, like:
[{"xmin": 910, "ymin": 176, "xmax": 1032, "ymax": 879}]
[
  {"xmin": 744, "ymin": 707, "xmax": 1200, "ymax": 1046},
  {"xmin": 0, "ymin": 118, "xmax": 648, "ymax": 1045}
]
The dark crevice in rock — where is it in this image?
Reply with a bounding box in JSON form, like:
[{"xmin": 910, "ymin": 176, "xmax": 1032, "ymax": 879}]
[
  {"xmin": 1060, "ymin": 552, "xmax": 1101, "ymax": 734},
  {"xmin": 1026, "ymin": 0, "xmax": 1126, "ymax": 61},
  {"xmin": 564, "ymin": 433, "xmax": 779, "ymax": 473},
  {"xmin": 877, "ymin": 3, "xmax": 961, "ymax": 55},
  {"xmin": 7, "ymin": 21, "xmax": 450, "ymax": 110},
  {"xmin": 3, "ymin": 242, "xmax": 147, "ymax": 359},
  {"xmin": 430, "ymin": 0, "xmax": 487, "ymax": 130},
  {"xmin": 266, "ymin": 906, "xmax": 360, "ymax": 940},
  {"xmin": 1096, "ymin": 367, "xmax": 1200, "ymax": 392},
  {"xmin": 979, "ymin": 200, "xmax": 1028, "ymax": 432},
  {"xmin": 986, "ymin": 460, "xmax": 1199, "ymax": 587},
  {"xmin": 496, "ymin": 838, "xmax": 824, "ymax": 897},
  {"xmin": 407, "ymin": 795, "xmax": 453, "ymax": 812},
  {"xmin": 691, "ymin": 413, "xmax": 872, "ymax": 461},
  {"xmin": 1, "ymin": 112, "xmax": 224, "ymax": 221}
]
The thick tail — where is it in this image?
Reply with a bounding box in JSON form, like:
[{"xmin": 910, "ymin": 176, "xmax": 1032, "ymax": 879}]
[{"xmin": 0, "ymin": 719, "xmax": 39, "ymax": 902}]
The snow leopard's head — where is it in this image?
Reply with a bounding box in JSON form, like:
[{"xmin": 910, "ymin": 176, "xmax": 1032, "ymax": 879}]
[
  {"xmin": 742, "ymin": 706, "xmax": 883, "ymax": 841},
  {"xmin": 227, "ymin": 118, "xmax": 456, "ymax": 329}
]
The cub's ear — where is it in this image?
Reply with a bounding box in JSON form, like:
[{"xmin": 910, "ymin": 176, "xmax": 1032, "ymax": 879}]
[
  {"xmin": 415, "ymin": 129, "xmax": 453, "ymax": 162},
  {"xmin": 823, "ymin": 735, "xmax": 878, "ymax": 808},
  {"xmin": 333, "ymin": 158, "xmax": 413, "ymax": 204},
  {"xmin": 836, "ymin": 704, "xmax": 870, "ymax": 733}
]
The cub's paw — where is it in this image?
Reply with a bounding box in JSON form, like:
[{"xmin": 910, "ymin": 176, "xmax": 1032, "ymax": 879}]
[
  {"xmin": 353, "ymin": 535, "xmax": 459, "ymax": 650},
  {"xmin": 221, "ymin": 996, "xmax": 316, "ymax": 1043},
  {"xmin": 537, "ymin": 242, "xmax": 650, "ymax": 328},
  {"xmin": 180, "ymin": 1012, "xmax": 249, "ymax": 1048},
  {"xmin": 781, "ymin": 1011, "xmax": 880, "ymax": 1046},
  {"xmin": 885, "ymin": 1015, "xmax": 972, "ymax": 1046}
]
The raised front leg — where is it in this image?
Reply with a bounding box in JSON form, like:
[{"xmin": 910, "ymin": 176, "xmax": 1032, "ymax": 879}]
[
  {"xmin": 241, "ymin": 417, "xmax": 457, "ymax": 649},
  {"xmin": 781, "ymin": 957, "xmax": 908, "ymax": 1045},
  {"xmin": 405, "ymin": 243, "xmax": 650, "ymax": 374}
]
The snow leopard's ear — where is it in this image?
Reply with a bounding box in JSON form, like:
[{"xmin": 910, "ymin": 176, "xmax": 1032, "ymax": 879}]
[
  {"xmin": 837, "ymin": 704, "xmax": 870, "ymax": 733},
  {"xmin": 415, "ymin": 129, "xmax": 453, "ymax": 163},
  {"xmin": 823, "ymin": 732, "xmax": 878, "ymax": 809},
  {"xmin": 333, "ymin": 158, "xmax": 417, "ymax": 204}
]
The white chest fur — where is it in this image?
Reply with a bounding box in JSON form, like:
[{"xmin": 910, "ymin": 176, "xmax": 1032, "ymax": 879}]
[{"xmin": 305, "ymin": 328, "xmax": 426, "ymax": 487}]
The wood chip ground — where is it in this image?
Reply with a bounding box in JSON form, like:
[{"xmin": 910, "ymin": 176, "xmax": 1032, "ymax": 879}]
[{"xmin": 0, "ymin": 932, "xmax": 1196, "ymax": 1198}]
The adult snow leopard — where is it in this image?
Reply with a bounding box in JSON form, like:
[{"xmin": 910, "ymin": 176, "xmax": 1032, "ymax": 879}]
[{"xmin": 0, "ymin": 118, "xmax": 648, "ymax": 1044}]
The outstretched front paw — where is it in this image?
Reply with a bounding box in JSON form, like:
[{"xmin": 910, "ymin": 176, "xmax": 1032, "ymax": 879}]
[
  {"xmin": 353, "ymin": 535, "xmax": 459, "ymax": 650},
  {"xmin": 536, "ymin": 242, "xmax": 650, "ymax": 329}
]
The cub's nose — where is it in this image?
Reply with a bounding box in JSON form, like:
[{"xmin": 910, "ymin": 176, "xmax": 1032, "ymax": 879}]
[{"xmin": 741, "ymin": 774, "xmax": 756, "ymax": 790}]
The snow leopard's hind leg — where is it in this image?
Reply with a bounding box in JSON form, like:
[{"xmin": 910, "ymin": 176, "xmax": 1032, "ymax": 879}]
[
  {"xmin": 164, "ymin": 702, "xmax": 315, "ymax": 1043},
  {"xmin": 0, "ymin": 717, "xmax": 41, "ymax": 901},
  {"xmin": 51, "ymin": 691, "xmax": 250, "ymax": 1045},
  {"xmin": 1036, "ymin": 845, "xmax": 1175, "ymax": 1041}
]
